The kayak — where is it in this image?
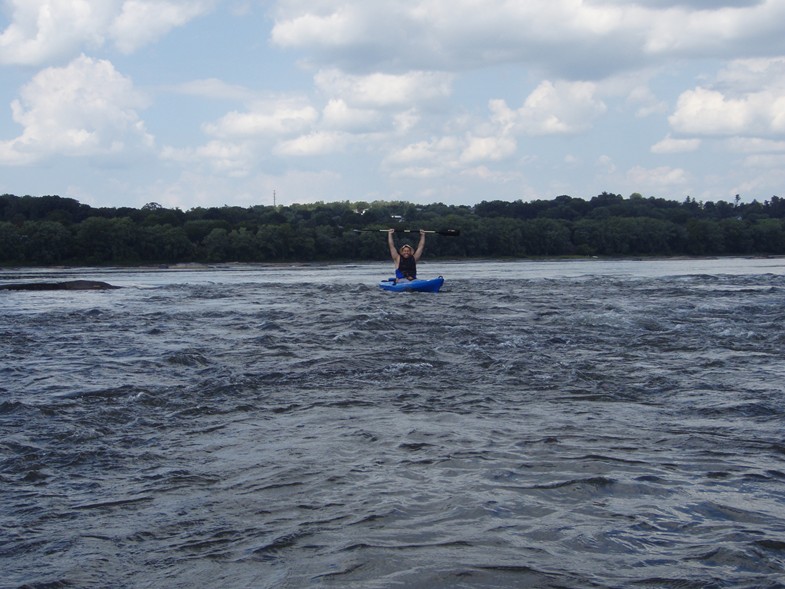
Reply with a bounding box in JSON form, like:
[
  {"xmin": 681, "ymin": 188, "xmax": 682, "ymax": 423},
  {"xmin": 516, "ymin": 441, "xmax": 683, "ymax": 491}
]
[{"xmin": 379, "ymin": 276, "xmax": 444, "ymax": 293}]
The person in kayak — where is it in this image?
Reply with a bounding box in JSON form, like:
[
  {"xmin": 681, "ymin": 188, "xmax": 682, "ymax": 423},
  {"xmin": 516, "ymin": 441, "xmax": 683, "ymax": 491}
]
[{"xmin": 388, "ymin": 228, "xmax": 426, "ymax": 281}]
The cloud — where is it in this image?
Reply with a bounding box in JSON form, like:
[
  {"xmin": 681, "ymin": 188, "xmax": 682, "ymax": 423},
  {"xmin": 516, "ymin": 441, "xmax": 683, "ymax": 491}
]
[
  {"xmin": 670, "ymin": 87, "xmax": 772, "ymax": 135},
  {"xmin": 0, "ymin": 54, "xmax": 152, "ymax": 165},
  {"xmin": 109, "ymin": 0, "xmax": 215, "ymax": 54},
  {"xmin": 0, "ymin": 0, "xmax": 214, "ymax": 65},
  {"xmin": 626, "ymin": 164, "xmax": 689, "ymax": 187},
  {"xmin": 385, "ymin": 136, "xmax": 459, "ymax": 166},
  {"xmin": 161, "ymin": 140, "xmax": 255, "ymax": 177},
  {"xmin": 741, "ymin": 153, "xmax": 785, "ymax": 168},
  {"xmin": 626, "ymin": 84, "xmax": 668, "ymax": 117},
  {"xmin": 270, "ymin": 0, "xmax": 785, "ymax": 80},
  {"xmin": 669, "ymin": 58, "xmax": 785, "ymax": 136},
  {"xmin": 203, "ymin": 98, "xmax": 319, "ymax": 138},
  {"xmin": 380, "ymin": 78, "xmax": 604, "ymax": 181},
  {"xmin": 459, "ymin": 135, "xmax": 516, "ymax": 164},
  {"xmin": 594, "ymin": 1, "xmax": 760, "ymax": 7},
  {"xmin": 0, "ymin": 0, "xmax": 117, "ymax": 65},
  {"xmin": 151, "ymin": 166, "xmax": 346, "ymax": 210},
  {"xmin": 383, "ymin": 132, "xmax": 516, "ymax": 179},
  {"xmin": 314, "ymin": 69, "xmax": 453, "ymax": 109},
  {"xmin": 642, "ymin": 1, "xmax": 785, "ymax": 56},
  {"xmin": 271, "ymin": 3, "xmax": 369, "ymax": 48},
  {"xmin": 383, "ymin": 135, "xmax": 461, "ymax": 178},
  {"xmin": 165, "ymin": 68, "xmax": 452, "ymax": 173},
  {"xmin": 724, "ymin": 137, "xmax": 785, "ymax": 153},
  {"xmin": 169, "ymin": 78, "xmax": 257, "ymax": 102},
  {"xmin": 321, "ymin": 99, "xmax": 382, "ymax": 132},
  {"xmin": 490, "ymin": 80, "xmax": 607, "ymax": 136},
  {"xmin": 651, "ymin": 134, "xmax": 701, "ymax": 153},
  {"xmin": 271, "ymin": 1, "xmax": 640, "ymax": 77},
  {"xmin": 596, "ymin": 154, "xmax": 617, "ymax": 174},
  {"xmin": 275, "ymin": 131, "xmax": 349, "ymax": 156}
]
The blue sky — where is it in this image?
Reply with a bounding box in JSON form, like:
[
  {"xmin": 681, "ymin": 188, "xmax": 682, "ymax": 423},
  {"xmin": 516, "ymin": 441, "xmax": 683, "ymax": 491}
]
[{"xmin": 1, "ymin": 0, "xmax": 785, "ymax": 210}]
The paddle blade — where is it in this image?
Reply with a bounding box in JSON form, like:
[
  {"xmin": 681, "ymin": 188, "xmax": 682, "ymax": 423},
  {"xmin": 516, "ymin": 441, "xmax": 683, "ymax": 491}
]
[{"xmin": 437, "ymin": 229, "xmax": 460, "ymax": 236}]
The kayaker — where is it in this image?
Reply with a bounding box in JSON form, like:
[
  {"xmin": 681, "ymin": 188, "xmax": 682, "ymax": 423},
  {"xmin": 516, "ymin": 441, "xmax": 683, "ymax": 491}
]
[{"xmin": 388, "ymin": 228, "xmax": 425, "ymax": 281}]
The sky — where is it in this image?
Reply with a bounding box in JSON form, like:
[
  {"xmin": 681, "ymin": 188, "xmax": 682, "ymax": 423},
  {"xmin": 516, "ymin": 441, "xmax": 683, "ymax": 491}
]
[{"xmin": 1, "ymin": 0, "xmax": 785, "ymax": 210}]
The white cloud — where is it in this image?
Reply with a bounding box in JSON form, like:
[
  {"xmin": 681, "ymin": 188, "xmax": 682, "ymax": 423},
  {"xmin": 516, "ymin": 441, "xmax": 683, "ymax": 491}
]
[
  {"xmin": 392, "ymin": 109, "xmax": 421, "ymax": 134},
  {"xmin": 384, "ymin": 136, "xmax": 459, "ymax": 166},
  {"xmin": 270, "ymin": 1, "xmax": 785, "ymax": 79},
  {"xmin": 0, "ymin": 0, "xmax": 117, "ymax": 65},
  {"xmin": 182, "ymin": 69, "xmax": 451, "ymax": 167},
  {"xmin": 390, "ymin": 165, "xmax": 446, "ymax": 179},
  {"xmin": 626, "ymin": 84, "xmax": 668, "ymax": 117},
  {"xmin": 381, "ymin": 78, "xmax": 603, "ymax": 182},
  {"xmin": 670, "ymin": 86, "xmax": 785, "ymax": 136},
  {"xmin": 170, "ymin": 78, "xmax": 257, "ymax": 102},
  {"xmin": 271, "ymin": 3, "xmax": 369, "ymax": 48},
  {"xmin": 626, "ymin": 164, "xmax": 688, "ymax": 187},
  {"xmin": 110, "ymin": 0, "xmax": 215, "ymax": 54},
  {"xmin": 716, "ymin": 57, "xmax": 785, "ymax": 92},
  {"xmin": 321, "ymin": 99, "xmax": 381, "ymax": 131},
  {"xmin": 643, "ymin": 2, "xmax": 785, "ymax": 56},
  {"xmin": 314, "ymin": 69, "xmax": 453, "ymax": 109},
  {"xmin": 741, "ymin": 153, "xmax": 785, "ymax": 169},
  {"xmin": 275, "ymin": 131, "xmax": 349, "ymax": 156},
  {"xmin": 669, "ymin": 58, "xmax": 785, "ymax": 136},
  {"xmin": 149, "ymin": 167, "xmax": 346, "ymax": 209},
  {"xmin": 383, "ymin": 131, "xmax": 516, "ymax": 179},
  {"xmin": 651, "ymin": 134, "xmax": 701, "ymax": 153},
  {"xmin": 0, "ymin": 54, "xmax": 152, "ymax": 165},
  {"xmin": 491, "ymin": 80, "xmax": 607, "ymax": 136},
  {"xmin": 724, "ymin": 137, "xmax": 785, "ymax": 153},
  {"xmin": 596, "ymin": 154, "xmax": 617, "ymax": 174},
  {"xmin": 459, "ymin": 135, "xmax": 516, "ymax": 164},
  {"xmin": 0, "ymin": 0, "xmax": 214, "ymax": 65},
  {"xmin": 383, "ymin": 135, "xmax": 462, "ymax": 179},
  {"xmin": 161, "ymin": 140, "xmax": 255, "ymax": 176},
  {"xmin": 203, "ymin": 99, "xmax": 319, "ymax": 138}
]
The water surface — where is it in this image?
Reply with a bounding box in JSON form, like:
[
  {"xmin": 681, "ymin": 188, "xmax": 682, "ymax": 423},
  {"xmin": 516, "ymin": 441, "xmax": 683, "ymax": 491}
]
[{"xmin": 2, "ymin": 258, "xmax": 784, "ymax": 588}]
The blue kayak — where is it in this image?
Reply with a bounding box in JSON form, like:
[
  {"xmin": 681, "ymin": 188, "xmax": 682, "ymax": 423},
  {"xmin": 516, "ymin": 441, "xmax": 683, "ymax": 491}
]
[{"xmin": 379, "ymin": 276, "xmax": 444, "ymax": 293}]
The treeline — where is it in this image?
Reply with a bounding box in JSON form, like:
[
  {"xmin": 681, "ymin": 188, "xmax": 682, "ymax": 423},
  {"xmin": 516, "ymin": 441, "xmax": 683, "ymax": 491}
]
[{"xmin": 1, "ymin": 192, "xmax": 785, "ymax": 266}]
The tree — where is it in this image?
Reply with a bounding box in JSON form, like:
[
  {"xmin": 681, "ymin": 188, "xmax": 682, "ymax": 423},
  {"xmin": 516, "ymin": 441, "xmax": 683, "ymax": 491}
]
[
  {"xmin": 203, "ymin": 228, "xmax": 230, "ymax": 262},
  {"xmin": 523, "ymin": 218, "xmax": 572, "ymax": 255},
  {"xmin": 686, "ymin": 219, "xmax": 724, "ymax": 255},
  {"xmin": 0, "ymin": 222, "xmax": 23, "ymax": 262},
  {"xmin": 751, "ymin": 219, "xmax": 785, "ymax": 253},
  {"xmin": 22, "ymin": 221, "xmax": 75, "ymax": 264},
  {"xmin": 75, "ymin": 217, "xmax": 139, "ymax": 263}
]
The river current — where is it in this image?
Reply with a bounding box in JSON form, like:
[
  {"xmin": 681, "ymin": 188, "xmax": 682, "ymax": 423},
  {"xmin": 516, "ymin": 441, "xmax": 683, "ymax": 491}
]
[{"xmin": 2, "ymin": 258, "xmax": 785, "ymax": 589}]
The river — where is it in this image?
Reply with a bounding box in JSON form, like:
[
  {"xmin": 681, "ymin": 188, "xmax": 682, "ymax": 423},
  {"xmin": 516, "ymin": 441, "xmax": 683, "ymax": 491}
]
[{"xmin": 2, "ymin": 257, "xmax": 784, "ymax": 588}]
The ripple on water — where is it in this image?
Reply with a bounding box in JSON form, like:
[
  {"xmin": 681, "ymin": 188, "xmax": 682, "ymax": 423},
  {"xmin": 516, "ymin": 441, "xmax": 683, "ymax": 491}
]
[{"xmin": 2, "ymin": 266, "xmax": 785, "ymax": 588}]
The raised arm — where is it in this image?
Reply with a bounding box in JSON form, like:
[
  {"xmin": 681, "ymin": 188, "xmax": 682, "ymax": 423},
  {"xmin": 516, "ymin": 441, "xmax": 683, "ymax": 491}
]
[
  {"xmin": 413, "ymin": 230, "xmax": 426, "ymax": 261},
  {"xmin": 387, "ymin": 228, "xmax": 400, "ymax": 263}
]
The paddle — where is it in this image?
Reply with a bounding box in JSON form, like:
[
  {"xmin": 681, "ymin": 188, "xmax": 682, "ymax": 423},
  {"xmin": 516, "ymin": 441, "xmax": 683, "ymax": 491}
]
[{"xmin": 353, "ymin": 228, "xmax": 460, "ymax": 236}]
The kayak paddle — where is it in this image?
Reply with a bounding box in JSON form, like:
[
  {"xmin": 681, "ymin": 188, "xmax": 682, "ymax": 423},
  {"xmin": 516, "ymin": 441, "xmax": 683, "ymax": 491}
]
[{"xmin": 353, "ymin": 228, "xmax": 460, "ymax": 236}]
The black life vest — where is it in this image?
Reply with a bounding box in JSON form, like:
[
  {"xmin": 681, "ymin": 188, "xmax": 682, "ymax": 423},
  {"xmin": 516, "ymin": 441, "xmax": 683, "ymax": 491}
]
[{"xmin": 397, "ymin": 255, "xmax": 417, "ymax": 279}]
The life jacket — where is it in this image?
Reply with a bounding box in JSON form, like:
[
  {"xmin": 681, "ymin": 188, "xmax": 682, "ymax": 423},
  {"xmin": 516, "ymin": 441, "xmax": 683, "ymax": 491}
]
[{"xmin": 396, "ymin": 255, "xmax": 417, "ymax": 280}]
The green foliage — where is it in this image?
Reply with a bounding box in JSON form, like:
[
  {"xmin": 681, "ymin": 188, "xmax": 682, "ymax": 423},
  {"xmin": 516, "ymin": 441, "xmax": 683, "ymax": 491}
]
[{"xmin": 1, "ymin": 192, "xmax": 784, "ymax": 266}]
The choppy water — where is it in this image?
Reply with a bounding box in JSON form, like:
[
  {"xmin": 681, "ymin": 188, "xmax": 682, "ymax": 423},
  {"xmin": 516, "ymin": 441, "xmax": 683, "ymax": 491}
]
[{"xmin": 2, "ymin": 258, "xmax": 785, "ymax": 589}]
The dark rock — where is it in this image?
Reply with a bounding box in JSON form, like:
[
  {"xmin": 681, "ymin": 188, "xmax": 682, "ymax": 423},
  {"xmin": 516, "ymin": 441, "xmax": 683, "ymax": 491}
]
[{"xmin": 0, "ymin": 280, "xmax": 120, "ymax": 291}]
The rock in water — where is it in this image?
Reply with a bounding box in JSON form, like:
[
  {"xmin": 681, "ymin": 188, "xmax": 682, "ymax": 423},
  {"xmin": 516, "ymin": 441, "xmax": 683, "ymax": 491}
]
[{"xmin": 0, "ymin": 280, "xmax": 120, "ymax": 291}]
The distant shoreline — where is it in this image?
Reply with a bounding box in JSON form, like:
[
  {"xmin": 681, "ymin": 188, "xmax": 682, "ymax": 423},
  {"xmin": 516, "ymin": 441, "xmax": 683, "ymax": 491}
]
[{"xmin": 2, "ymin": 253, "xmax": 784, "ymax": 273}]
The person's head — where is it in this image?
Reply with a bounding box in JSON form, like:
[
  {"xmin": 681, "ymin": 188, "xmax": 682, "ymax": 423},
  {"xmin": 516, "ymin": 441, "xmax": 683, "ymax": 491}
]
[{"xmin": 399, "ymin": 244, "xmax": 414, "ymax": 257}]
